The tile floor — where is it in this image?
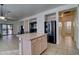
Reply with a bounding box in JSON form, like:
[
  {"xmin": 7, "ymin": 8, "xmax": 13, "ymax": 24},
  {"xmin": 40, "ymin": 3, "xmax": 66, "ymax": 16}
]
[
  {"xmin": 42, "ymin": 36, "xmax": 79, "ymax": 55},
  {"xmin": 0, "ymin": 35, "xmax": 79, "ymax": 55},
  {"xmin": 0, "ymin": 35, "xmax": 19, "ymax": 55}
]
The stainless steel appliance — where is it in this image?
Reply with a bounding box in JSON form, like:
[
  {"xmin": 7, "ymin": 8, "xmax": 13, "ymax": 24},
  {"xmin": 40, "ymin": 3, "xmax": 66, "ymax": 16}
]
[{"xmin": 44, "ymin": 21, "xmax": 56, "ymax": 44}]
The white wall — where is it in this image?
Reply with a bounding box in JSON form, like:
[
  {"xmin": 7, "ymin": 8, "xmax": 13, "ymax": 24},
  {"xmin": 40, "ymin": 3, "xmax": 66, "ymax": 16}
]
[
  {"xmin": 13, "ymin": 21, "xmax": 19, "ymax": 34},
  {"xmin": 37, "ymin": 14, "xmax": 45, "ymax": 33},
  {"xmin": 77, "ymin": 5, "xmax": 79, "ymax": 49},
  {"xmin": 73, "ymin": 10, "xmax": 77, "ymax": 43},
  {"xmin": 14, "ymin": 21, "xmax": 24, "ymax": 34},
  {"xmin": 20, "ymin": 5, "xmax": 79, "ymax": 46}
]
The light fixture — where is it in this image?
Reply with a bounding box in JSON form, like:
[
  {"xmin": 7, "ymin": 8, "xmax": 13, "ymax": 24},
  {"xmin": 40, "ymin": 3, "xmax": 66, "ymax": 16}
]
[
  {"xmin": 0, "ymin": 4, "xmax": 6, "ymax": 21},
  {"xmin": 0, "ymin": 16, "xmax": 5, "ymax": 19}
]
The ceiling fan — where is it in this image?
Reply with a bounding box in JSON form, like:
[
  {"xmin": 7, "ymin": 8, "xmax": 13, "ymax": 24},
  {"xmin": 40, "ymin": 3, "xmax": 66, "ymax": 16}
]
[{"xmin": 0, "ymin": 4, "xmax": 17, "ymax": 21}]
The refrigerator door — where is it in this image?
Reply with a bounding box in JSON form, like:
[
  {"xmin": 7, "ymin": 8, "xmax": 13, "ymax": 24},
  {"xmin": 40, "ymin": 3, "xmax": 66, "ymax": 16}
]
[
  {"xmin": 47, "ymin": 21, "xmax": 56, "ymax": 44},
  {"xmin": 51, "ymin": 21, "xmax": 56, "ymax": 44},
  {"xmin": 47, "ymin": 21, "xmax": 51, "ymax": 35}
]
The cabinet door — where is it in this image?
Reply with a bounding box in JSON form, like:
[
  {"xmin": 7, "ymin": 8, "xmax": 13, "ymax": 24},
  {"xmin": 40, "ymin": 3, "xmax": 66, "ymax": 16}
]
[
  {"xmin": 32, "ymin": 38, "xmax": 41, "ymax": 55},
  {"xmin": 32, "ymin": 35, "xmax": 47, "ymax": 55},
  {"xmin": 41, "ymin": 35, "xmax": 47, "ymax": 52}
]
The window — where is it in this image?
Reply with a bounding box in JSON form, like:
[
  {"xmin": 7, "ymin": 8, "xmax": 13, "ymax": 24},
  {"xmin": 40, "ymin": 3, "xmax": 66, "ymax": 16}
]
[
  {"xmin": 59, "ymin": 22, "xmax": 62, "ymax": 27},
  {"xmin": 65, "ymin": 21, "xmax": 72, "ymax": 32},
  {"xmin": 0, "ymin": 24, "xmax": 2, "ymax": 33},
  {"xmin": 65, "ymin": 21, "xmax": 71, "ymax": 29},
  {"xmin": 7, "ymin": 25, "xmax": 13, "ymax": 35},
  {"xmin": 2, "ymin": 25, "xmax": 7, "ymax": 29},
  {"xmin": 0, "ymin": 24, "xmax": 13, "ymax": 35}
]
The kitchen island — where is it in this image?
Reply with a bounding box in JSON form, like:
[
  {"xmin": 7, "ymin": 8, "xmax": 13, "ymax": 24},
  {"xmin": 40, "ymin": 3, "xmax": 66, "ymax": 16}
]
[{"xmin": 17, "ymin": 33, "xmax": 47, "ymax": 55}]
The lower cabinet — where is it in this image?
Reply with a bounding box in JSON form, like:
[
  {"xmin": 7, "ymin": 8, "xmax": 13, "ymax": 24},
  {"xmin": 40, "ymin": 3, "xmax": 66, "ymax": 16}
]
[
  {"xmin": 41, "ymin": 35, "xmax": 47, "ymax": 52},
  {"xmin": 31, "ymin": 35, "xmax": 47, "ymax": 55}
]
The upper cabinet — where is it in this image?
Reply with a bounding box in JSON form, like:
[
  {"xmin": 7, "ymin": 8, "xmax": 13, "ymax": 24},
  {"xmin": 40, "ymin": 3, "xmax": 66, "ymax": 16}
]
[
  {"xmin": 45, "ymin": 13, "xmax": 56, "ymax": 22},
  {"xmin": 29, "ymin": 18, "xmax": 37, "ymax": 33}
]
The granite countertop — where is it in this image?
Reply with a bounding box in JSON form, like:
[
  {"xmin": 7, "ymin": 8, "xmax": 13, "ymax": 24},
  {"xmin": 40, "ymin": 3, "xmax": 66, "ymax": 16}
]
[{"xmin": 17, "ymin": 33, "xmax": 46, "ymax": 40}]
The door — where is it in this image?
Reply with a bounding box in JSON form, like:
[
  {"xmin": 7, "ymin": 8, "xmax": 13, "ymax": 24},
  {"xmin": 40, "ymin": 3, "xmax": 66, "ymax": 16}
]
[
  {"xmin": 52, "ymin": 21, "xmax": 56, "ymax": 44},
  {"xmin": 1, "ymin": 24, "xmax": 13, "ymax": 35}
]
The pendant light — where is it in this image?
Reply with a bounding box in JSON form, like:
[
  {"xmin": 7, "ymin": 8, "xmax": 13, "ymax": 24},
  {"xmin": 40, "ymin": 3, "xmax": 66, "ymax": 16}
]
[{"xmin": 0, "ymin": 4, "xmax": 6, "ymax": 21}]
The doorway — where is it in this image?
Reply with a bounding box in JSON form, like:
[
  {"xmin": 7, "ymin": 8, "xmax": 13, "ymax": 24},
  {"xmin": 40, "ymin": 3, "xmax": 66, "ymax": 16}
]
[{"xmin": 59, "ymin": 8, "xmax": 76, "ymax": 48}]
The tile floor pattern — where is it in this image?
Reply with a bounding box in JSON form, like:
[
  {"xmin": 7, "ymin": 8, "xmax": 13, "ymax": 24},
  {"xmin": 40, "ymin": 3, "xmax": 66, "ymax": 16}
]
[
  {"xmin": 0, "ymin": 35, "xmax": 79, "ymax": 55},
  {"xmin": 0, "ymin": 50, "xmax": 19, "ymax": 55},
  {"xmin": 0, "ymin": 35, "xmax": 19, "ymax": 55},
  {"xmin": 42, "ymin": 36, "xmax": 79, "ymax": 55}
]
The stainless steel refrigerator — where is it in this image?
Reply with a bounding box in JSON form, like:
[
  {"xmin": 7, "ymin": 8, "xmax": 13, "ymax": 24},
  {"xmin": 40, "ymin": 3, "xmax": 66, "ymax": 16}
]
[{"xmin": 44, "ymin": 21, "xmax": 56, "ymax": 44}]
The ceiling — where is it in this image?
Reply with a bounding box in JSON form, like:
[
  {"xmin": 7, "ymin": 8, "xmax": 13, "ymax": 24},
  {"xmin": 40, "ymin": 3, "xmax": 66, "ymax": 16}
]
[{"xmin": 0, "ymin": 4, "xmax": 64, "ymax": 20}]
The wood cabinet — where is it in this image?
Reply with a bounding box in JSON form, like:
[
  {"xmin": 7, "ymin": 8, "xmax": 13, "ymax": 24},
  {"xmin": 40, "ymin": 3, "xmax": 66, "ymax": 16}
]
[
  {"xmin": 31, "ymin": 35, "xmax": 47, "ymax": 55},
  {"xmin": 41, "ymin": 35, "xmax": 47, "ymax": 52}
]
